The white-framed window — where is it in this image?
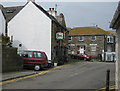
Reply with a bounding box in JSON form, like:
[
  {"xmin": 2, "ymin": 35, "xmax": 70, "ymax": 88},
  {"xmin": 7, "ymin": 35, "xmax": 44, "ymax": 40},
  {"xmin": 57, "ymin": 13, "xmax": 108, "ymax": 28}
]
[
  {"xmin": 107, "ymin": 36, "xmax": 114, "ymax": 43},
  {"xmin": 68, "ymin": 44, "xmax": 71, "ymax": 54},
  {"xmin": 79, "ymin": 36, "xmax": 84, "ymax": 41},
  {"xmin": 90, "ymin": 44, "xmax": 97, "ymax": 52},
  {"xmin": 68, "ymin": 46, "xmax": 71, "ymax": 51},
  {"xmin": 68, "ymin": 36, "xmax": 72, "ymax": 41},
  {"xmin": 91, "ymin": 36, "xmax": 96, "ymax": 41}
]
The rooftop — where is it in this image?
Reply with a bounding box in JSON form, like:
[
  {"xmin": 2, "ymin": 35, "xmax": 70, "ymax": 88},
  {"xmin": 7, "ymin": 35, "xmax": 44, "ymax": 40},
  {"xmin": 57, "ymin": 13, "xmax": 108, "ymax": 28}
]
[{"xmin": 69, "ymin": 27, "xmax": 114, "ymax": 36}]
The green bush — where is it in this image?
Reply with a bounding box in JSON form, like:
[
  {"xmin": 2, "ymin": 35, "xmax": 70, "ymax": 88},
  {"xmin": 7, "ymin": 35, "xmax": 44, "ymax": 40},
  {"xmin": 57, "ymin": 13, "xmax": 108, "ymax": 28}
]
[{"xmin": 1, "ymin": 33, "xmax": 12, "ymax": 47}]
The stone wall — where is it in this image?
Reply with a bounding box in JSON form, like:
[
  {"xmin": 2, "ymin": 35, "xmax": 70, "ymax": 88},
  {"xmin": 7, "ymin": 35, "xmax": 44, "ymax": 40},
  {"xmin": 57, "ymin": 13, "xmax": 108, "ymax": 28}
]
[{"xmin": 2, "ymin": 47, "xmax": 23, "ymax": 73}]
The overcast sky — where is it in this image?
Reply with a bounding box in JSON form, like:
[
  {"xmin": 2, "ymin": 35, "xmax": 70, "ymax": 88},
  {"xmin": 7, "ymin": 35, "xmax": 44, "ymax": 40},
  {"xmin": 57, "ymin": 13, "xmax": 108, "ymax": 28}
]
[{"xmin": 1, "ymin": 1, "xmax": 118, "ymax": 31}]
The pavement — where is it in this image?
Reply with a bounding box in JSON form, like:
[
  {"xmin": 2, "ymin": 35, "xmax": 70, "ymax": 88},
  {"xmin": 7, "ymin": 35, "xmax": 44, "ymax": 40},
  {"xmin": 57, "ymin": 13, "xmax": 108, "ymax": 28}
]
[{"xmin": 2, "ymin": 70, "xmax": 37, "ymax": 81}]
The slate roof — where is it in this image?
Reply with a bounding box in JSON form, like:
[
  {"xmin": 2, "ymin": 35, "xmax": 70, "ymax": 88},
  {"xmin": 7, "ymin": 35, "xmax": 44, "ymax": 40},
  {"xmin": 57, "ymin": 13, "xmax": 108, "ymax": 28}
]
[
  {"xmin": 2, "ymin": 2, "xmax": 67, "ymax": 30},
  {"xmin": 69, "ymin": 27, "xmax": 114, "ymax": 36},
  {"xmin": 2, "ymin": 6, "xmax": 24, "ymax": 22}
]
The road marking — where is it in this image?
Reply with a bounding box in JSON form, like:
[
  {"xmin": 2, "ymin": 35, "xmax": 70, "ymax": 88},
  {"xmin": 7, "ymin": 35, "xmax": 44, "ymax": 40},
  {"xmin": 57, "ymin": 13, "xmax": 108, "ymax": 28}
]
[
  {"xmin": 95, "ymin": 85, "xmax": 115, "ymax": 91},
  {"xmin": 0, "ymin": 64, "xmax": 69, "ymax": 85}
]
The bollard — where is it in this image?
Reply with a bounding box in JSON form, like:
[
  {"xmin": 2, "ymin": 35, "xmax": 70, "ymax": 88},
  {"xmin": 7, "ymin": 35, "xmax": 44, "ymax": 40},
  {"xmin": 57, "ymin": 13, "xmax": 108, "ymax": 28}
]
[{"xmin": 106, "ymin": 69, "xmax": 110, "ymax": 91}]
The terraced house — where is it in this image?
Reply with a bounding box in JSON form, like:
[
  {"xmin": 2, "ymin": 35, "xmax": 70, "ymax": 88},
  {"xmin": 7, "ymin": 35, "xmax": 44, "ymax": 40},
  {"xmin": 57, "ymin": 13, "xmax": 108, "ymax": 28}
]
[{"xmin": 68, "ymin": 26, "xmax": 115, "ymax": 61}]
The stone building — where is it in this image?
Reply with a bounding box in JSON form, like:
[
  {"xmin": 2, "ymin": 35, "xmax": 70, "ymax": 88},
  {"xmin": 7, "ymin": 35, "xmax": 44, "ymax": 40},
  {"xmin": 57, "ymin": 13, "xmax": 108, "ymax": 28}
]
[
  {"xmin": 110, "ymin": 1, "xmax": 120, "ymax": 90},
  {"xmin": 68, "ymin": 26, "xmax": 115, "ymax": 61}
]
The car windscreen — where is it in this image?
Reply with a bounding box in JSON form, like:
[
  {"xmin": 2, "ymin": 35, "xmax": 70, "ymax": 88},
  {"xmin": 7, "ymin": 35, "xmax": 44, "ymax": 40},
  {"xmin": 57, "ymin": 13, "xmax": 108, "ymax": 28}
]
[
  {"xmin": 23, "ymin": 52, "xmax": 32, "ymax": 58},
  {"xmin": 43, "ymin": 52, "xmax": 48, "ymax": 60}
]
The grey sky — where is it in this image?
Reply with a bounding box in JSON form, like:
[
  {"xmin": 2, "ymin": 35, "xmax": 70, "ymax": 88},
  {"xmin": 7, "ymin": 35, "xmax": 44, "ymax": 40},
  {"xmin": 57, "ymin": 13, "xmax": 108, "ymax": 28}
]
[{"xmin": 2, "ymin": 2, "xmax": 118, "ymax": 30}]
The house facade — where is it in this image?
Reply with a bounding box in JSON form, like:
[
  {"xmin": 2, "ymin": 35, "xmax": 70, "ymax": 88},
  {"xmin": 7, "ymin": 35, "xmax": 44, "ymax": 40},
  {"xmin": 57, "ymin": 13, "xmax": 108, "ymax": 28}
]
[
  {"xmin": 68, "ymin": 27, "xmax": 115, "ymax": 61},
  {"xmin": 2, "ymin": 1, "xmax": 68, "ymax": 64},
  {"xmin": 0, "ymin": 4, "xmax": 5, "ymax": 35}
]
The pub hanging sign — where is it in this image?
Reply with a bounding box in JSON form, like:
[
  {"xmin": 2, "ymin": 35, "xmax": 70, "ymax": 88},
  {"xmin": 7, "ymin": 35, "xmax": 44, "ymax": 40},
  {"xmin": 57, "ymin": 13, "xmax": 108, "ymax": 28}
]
[{"xmin": 56, "ymin": 32, "xmax": 64, "ymax": 40}]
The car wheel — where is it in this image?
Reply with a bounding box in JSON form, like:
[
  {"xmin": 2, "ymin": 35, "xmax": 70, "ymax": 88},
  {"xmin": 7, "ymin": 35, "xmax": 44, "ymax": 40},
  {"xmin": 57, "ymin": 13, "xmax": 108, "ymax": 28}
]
[{"xmin": 34, "ymin": 65, "xmax": 41, "ymax": 71}]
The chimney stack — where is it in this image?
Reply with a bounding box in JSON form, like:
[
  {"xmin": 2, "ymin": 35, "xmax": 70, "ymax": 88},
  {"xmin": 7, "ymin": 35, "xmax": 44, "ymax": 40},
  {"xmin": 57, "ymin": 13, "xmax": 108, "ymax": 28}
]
[
  {"xmin": 48, "ymin": 8, "xmax": 57, "ymax": 18},
  {"xmin": 27, "ymin": 0, "xmax": 35, "ymax": 2}
]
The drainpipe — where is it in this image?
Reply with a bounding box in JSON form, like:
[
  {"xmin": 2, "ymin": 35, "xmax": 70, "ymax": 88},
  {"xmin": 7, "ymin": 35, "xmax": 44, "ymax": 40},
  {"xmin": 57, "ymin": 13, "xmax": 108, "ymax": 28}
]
[{"xmin": 103, "ymin": 35, "xmax": 105, "ymax": 61}]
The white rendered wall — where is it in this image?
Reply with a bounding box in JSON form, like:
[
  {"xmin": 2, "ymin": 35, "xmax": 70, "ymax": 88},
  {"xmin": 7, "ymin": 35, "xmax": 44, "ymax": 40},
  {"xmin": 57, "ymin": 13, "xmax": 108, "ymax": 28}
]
[
  {"xmin": 0, "ymin": 9, "xmax": 5, "ymax": 35},
  {"xmin": 8, "ymin": 1, "xmax": 52, "ymax": 60}
]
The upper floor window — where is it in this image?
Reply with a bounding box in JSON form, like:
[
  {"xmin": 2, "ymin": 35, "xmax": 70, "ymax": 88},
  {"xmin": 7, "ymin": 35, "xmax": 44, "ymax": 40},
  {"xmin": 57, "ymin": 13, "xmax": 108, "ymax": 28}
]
[
  {"xmin": 107, "ymin": 36, "xmax": 114, "ymax": 43},
  {"xmin": 79, "ymin": 36, "xmax": 84, "ymax": 41},
  {"xmin": 91, "ymin": 36, "xmax": 96, "ymax": 41},
  {"xmin": 68, "ymin": 36, "xmax": 72, "ymax": 41}
]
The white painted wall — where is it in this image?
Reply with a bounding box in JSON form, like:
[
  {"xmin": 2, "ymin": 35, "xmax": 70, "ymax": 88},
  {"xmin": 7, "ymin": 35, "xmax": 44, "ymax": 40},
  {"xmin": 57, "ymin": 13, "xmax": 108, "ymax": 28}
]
[
  {"xmin": 8, "ymin": 1, "xmax": 52, "ymax": 60},
  {"xmin": 0, "ymin": 9, "xmax": 5, "ymax": 35}
]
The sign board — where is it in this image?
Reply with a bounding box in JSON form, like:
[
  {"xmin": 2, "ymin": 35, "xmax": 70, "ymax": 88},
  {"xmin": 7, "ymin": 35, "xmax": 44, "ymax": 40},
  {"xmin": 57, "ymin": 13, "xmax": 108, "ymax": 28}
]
[{"xmin": 56, "ymin": 32, "xmax": 63, "ymax": 40}]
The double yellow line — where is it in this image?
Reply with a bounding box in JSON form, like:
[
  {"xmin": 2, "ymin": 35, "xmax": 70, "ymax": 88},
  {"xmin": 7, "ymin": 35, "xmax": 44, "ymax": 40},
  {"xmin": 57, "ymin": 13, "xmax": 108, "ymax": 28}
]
[
  {"xmin": 0, "ymin": 64, "xmax": 69, "ymax": 85},
  {"xmin": 95, "ymin": 85, "xmax": 116, "ymax": 91}
]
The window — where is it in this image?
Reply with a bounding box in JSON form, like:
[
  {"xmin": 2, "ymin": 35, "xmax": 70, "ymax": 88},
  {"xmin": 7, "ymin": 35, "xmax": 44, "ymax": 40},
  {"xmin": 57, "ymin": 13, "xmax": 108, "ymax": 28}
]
[
  {"xmin": 107, "ymin": 36, "xmax": 114, "ymax": 43},
  {"xmin": 23, "ymin": 52, "xmax": 32, "ymax": 58},
  {"xmin": 68, "ymin": 46, "xmax": 71, "ymax": 51},
  {"xmin": 79, "ymin": 36, "xmax": 84, "ymax": 41},
  {"xmin": 68, "ymin": 36, "xmax": 72, "ymax": 41},
  {"xmin": 17, "ymin": 52, "xmax": 22, "ymax": 56},
  {"xmin": 90, "ymin": 44, "xmax": 97, "ymax": 51},
  {"xmin": 6, "ymin": 9, "xmax": 15, "ymax": 13},
  {"xmin": 91, "ymin": 36, "xmax": 96, "ymax": 41},
  {"xmin": 34, "ymin": 52, "xmax": 43, "ymax": 59}
]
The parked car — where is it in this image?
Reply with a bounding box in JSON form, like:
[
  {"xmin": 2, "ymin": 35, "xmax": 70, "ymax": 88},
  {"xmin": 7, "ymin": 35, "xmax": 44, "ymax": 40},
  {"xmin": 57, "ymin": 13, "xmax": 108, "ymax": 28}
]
[
  {"xmin": 71, "ymin": 54, "xmax": 91, "ymax": 61},
  {"xmin": 17, "ymin": 50, "xmax": 49, "ymax": 71}
]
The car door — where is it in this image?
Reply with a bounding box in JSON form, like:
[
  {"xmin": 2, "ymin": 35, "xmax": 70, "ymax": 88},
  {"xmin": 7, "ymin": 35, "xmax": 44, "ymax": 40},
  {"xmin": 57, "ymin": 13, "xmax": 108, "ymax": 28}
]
[
  {"xmin": 33, "ymin": 52, "xmax": 44, "ymax": 64},
  {"xmin": 23, "ymin": 51, "xmax": 33, "ymax": 64}
]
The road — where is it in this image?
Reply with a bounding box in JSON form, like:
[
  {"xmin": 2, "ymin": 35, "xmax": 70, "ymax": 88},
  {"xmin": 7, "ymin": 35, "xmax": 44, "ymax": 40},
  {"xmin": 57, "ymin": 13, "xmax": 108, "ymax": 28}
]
[{"xmin": 2, "ymin": 62, "xmax": 115, "ymax": 90}]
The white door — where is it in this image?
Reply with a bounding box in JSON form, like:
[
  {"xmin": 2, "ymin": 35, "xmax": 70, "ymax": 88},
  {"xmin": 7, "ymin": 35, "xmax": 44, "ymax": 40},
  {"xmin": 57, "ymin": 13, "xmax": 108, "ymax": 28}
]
[{"xmin": 79, "ymin": 46, "xmax": 85, "ymax": 54}]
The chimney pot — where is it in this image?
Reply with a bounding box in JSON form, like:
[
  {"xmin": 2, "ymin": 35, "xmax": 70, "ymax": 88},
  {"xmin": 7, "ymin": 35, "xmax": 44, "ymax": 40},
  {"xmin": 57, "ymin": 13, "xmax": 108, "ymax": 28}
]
[
  {"xmin": 52, "ymin": 8, "xmax": 54, "ymax": 10},
  {"xmin": 49, "ymin": 8, "xmax": 51, "ymax": 11}
]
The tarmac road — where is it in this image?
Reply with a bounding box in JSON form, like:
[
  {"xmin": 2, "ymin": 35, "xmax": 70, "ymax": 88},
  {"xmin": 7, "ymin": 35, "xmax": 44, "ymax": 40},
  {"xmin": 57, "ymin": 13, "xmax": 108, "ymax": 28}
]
[{"xmin": 2, "ymin": 62, "xmax": 115, "ymax": 90}]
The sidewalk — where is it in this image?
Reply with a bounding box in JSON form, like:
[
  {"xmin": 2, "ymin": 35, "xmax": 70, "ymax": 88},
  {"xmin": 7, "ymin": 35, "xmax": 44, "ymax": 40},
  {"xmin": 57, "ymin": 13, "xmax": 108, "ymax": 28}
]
[{"xmin": 2, "ymin": 70, "xmax": 38, "ymax": 81}]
